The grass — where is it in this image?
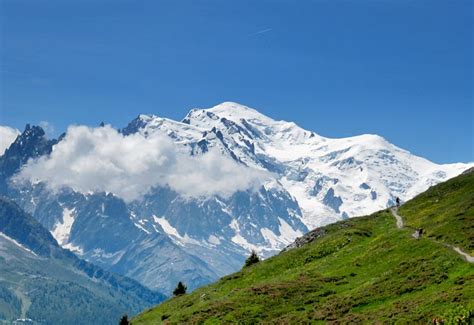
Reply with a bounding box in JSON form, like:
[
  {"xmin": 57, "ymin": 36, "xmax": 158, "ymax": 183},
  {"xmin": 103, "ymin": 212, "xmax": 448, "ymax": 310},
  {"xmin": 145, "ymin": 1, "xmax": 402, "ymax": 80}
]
[
  {"xmin": 132, "ymin": 172, "xmax": 474, "ymax": 324},
  {"xmin": 399, "ymin": 170, "xmax": 474, "ymax": 255}
]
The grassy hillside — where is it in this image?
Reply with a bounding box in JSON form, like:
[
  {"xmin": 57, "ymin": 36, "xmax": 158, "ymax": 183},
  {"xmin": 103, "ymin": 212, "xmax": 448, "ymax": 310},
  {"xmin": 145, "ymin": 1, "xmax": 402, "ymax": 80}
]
[
  {"xmin": 399, "ymin": 169, "xmax": 474, "ymax": 255},
  {"xmin": 132, "ymin": 172, "xmax": 474, "ymax": 324}
]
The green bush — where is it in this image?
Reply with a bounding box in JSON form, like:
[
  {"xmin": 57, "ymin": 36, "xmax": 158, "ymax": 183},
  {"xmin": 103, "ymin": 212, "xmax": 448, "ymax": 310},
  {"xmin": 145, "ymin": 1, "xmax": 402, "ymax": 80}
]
[
  {"xmin": 244, "ymin": 250, "xmax": 260, "ymax": 267},
  {"xmin": 173, "ymin": 282, "xmax": 187, "ymax": 296}
]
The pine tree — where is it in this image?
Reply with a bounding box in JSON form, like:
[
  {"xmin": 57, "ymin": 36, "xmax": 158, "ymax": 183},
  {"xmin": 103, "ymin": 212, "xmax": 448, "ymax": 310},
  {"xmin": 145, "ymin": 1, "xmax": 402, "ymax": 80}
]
[
  {"xmin": 244, "ymin": 250, "xmax": 260, "ymax": 267},
  {"xmin": 119, "ymin": 315, "xmax": 129, "ymax": 325},
  {"xmin": 173, "ymin": 281, "xmax": 187, "ymax": 296}
]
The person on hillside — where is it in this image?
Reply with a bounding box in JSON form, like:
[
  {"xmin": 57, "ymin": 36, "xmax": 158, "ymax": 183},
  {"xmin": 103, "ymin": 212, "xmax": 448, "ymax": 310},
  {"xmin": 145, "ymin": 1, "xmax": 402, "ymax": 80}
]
[
  {"xmin": 396, "ymin": 197, "xmax": 400, "ymax": 207},
  {"xmin": 412, "ymin": 229, "xmax": 419, "ymax": 239},
  {"xmin": 412, "ymin": 228, "xmax": 424, "ymax": 239}
]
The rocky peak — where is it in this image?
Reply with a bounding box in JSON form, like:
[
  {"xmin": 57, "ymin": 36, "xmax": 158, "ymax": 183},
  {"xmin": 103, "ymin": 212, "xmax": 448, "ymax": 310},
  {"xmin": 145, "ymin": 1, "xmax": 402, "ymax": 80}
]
[
  {"xmin": 0, "ymin": 124, "xmax": 56, "ymax": 179},
  {"xmin": 120, "ymin": 115, "xmax": 150, "ymax": 136}
]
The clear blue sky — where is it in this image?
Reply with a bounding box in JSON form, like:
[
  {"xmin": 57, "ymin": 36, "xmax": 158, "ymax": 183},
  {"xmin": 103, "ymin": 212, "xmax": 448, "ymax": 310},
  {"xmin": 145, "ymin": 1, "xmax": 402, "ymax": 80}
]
[{"xmin": 0, "ymin": 0, "xmax": 472, "ymax": 163}]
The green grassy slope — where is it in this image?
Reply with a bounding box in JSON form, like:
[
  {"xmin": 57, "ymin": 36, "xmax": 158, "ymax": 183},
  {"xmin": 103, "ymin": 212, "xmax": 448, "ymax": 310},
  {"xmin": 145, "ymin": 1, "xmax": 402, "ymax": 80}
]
[
  {"xmin": 399, "ymin": 170, "xmax": 474, "ymax": 255},
  {"xmin": 132, "ymin": 172, "xmax": 474, "ymax": 324}
]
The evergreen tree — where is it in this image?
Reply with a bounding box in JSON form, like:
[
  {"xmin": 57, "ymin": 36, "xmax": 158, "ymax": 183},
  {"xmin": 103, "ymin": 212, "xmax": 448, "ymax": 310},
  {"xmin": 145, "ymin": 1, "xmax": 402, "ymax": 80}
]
[
  {"xmin": 119, "ymin": 315, "xmax": 129, "ymax": 325},
  {"xmin": 173, "ymin": 281, "xmax": 187, "ymax": 296},
  {"xmin": 244, "ymin": 250, "xmax": 260, "ymax": 267}
]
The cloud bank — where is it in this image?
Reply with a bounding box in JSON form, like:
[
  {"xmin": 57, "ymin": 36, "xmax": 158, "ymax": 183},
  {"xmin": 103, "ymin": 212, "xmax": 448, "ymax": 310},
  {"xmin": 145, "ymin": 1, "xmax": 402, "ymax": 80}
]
[
  {"xmin": 14, "ymin": 125, "xmax": 271, "ymax": 201},
  {"xmin": 0, "ymin": 126, "xmax": 20, "ymax": 155}
]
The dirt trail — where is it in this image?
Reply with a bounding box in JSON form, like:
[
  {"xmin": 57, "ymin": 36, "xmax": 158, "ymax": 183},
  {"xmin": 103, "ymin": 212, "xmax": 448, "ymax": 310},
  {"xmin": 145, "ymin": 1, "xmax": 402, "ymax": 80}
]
[
  {"xmin": 452, "ymin": 247, "xmax": 474, "ymax": 263},
  {"xmin": 390, "ymin": 207, "xmax": 404, "ymax": 229},
  {"xmin": 390, "ymin": 207, "xmax": 473, "ymax": 264}
]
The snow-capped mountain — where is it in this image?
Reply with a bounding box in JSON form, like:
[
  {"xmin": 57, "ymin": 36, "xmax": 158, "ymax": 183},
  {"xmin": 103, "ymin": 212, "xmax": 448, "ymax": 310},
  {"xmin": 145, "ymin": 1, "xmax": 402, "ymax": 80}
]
[
  {"xmin": 126, "ymin": 102, "xmax": 470, "ymax": 228},
  {"xmin": 0, "ymin": 102, "xmax": 471, "ymax": 294}
]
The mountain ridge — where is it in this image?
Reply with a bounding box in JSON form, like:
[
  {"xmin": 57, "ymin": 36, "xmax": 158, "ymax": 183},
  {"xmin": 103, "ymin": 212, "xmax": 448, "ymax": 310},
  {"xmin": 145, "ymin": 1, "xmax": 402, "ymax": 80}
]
[
  {"xmin": 0, "ymin": 196, "xmax": 165, "ymax": 324},
  {"xmin": 125, "ymin": 102, "xmax": 471, "ymax": 227},
  {"xmin": 0, "ymin": 102, "xmax": 471, "ymax": 294}
]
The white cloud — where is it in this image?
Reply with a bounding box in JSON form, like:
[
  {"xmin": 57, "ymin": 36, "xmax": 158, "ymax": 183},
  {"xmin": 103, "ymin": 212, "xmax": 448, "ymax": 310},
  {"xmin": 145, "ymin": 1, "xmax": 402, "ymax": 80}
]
[
  {"xmin": 13, "ymin": 125, "xmax": 272, "ymax": 201},
  {"xmin": 0, "ymin": 126, "xmax": 20, "ymax": 155}
]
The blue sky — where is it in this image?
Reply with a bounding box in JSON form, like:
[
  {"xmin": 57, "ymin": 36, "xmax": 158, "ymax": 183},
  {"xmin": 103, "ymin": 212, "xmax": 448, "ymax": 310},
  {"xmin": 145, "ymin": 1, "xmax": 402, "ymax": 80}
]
[{"xmin": 0, "ymin": 0, "xmax": 472, "ymax": 163}]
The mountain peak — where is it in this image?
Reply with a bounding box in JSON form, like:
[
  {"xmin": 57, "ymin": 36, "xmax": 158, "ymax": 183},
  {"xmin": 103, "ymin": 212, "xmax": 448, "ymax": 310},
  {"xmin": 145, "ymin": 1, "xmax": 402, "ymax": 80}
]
[
  {"xmin": 137, "ymin": 113, "xmax": 157, "ymax": 121},
  {"xmin": 0, "ymin": 124, "xmax": 56, "ymax": 180},
  {"xmin": 121, "ymin": 114, "xmax": 158, "ymax": 135},
  {"xmin": 183, "ymin": 102, "xmax": 275, "ymax": 126},
  {"xmin": 206, "ymin": 102, "xmax": 274, "ymax": 122},
  {"xmin": 210, "ymin": 101, "xmax": 254, "ymax": 112},
  {"xmin": 22, "ymin": 123, "xmax": 45, "ymax": 139}
]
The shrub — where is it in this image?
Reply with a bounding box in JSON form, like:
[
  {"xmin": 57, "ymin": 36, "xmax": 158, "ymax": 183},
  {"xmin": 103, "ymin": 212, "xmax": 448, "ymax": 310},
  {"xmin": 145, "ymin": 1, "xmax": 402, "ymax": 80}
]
[
  {"xmin": 173, "ymin": 281, "xmax": 187, "ymax": 296},
  {"xmin": 119, "ymin": 315, "xmax": 129, "ymax": 325},
  {"xmin": 244, "ymin": 250, "xmax": 260, "ymax": 267}
]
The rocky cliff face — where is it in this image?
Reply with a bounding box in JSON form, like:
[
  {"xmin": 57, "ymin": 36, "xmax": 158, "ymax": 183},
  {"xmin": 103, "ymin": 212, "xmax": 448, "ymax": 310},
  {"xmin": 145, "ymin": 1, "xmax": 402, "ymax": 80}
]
[{"xmin": 0, "ymin": 124, "xmax": 57, "ymax": 194}]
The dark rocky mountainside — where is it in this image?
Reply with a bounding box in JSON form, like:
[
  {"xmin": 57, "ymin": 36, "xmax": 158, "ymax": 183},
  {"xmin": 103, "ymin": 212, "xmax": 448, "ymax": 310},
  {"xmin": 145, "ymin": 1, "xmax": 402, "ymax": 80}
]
[{"xmin": 0, "ymin": 197, "xmax": 165, "ymax": 324}]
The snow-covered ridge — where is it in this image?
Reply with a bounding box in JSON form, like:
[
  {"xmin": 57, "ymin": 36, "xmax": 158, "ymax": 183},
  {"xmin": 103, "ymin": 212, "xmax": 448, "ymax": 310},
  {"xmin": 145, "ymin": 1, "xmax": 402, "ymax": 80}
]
[{"xmin": 127, "ymin": 102, "xmax": 472, "ymax": 229}]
